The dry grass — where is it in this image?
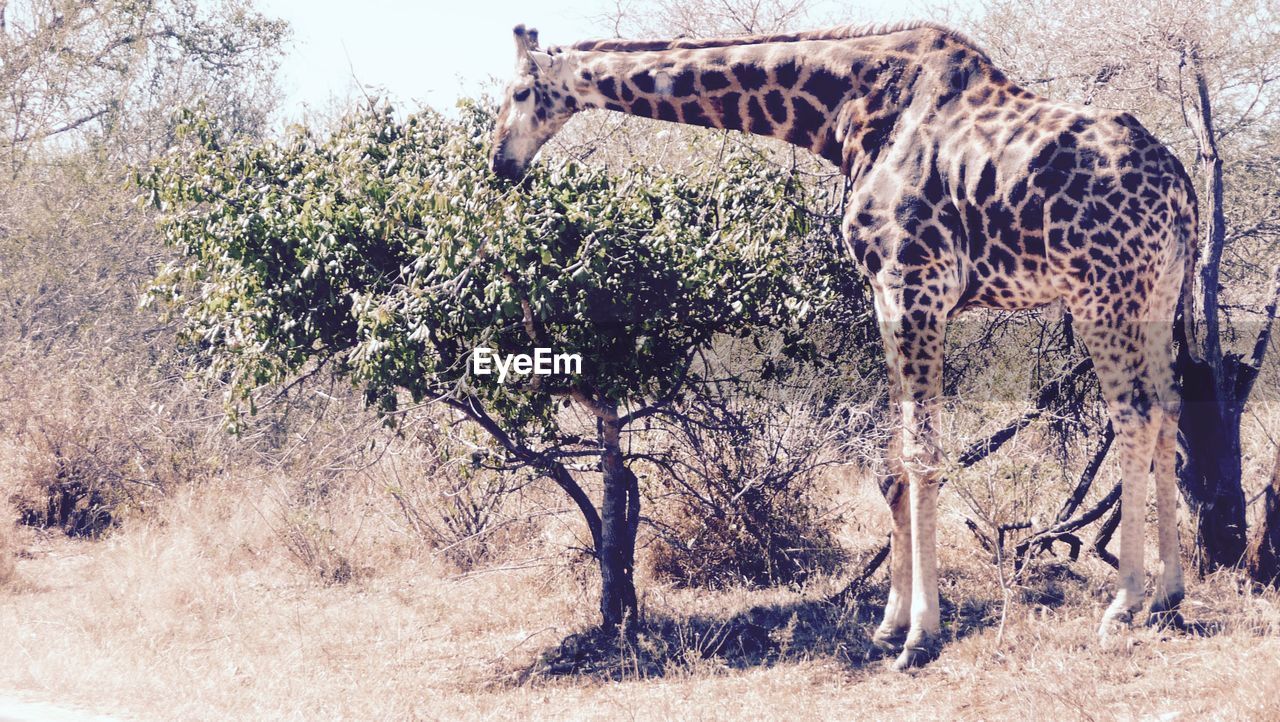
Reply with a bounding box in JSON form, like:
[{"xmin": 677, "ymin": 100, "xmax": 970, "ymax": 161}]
[
  {"xmin": 0, "ymin": 349, "xmax": 1273, "ymax": 720},
  {"xmin": 0, "ymin": 350, "xmax": 219, "ymax": 540},
  {"xmin": 2, "ymin": 468, "xmax": 1279, "ymax": 721}
]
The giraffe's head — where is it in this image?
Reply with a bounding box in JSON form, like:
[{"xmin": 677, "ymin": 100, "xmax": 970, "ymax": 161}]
[{"xmin": 489, "ymin": 24, "xmax": 580, "ymax": 180}]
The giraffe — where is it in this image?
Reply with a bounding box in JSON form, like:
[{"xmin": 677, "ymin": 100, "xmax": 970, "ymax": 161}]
[{"xmin": 489, "ymin": 21, "xmax": 1195, "ymax": 670}]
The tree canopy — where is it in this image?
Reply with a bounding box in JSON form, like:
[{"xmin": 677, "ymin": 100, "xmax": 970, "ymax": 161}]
[{"xmin": 141, "ymin": 102, "xmax": 827, "ymax": 438}]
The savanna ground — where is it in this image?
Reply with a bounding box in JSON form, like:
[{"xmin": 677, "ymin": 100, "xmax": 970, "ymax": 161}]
[{"xmin": 2, "ymin": 412, "xmax": 1279, "ymax": 721}]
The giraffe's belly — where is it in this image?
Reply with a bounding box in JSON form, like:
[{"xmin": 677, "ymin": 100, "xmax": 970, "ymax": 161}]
[
  {"xmin": 955, "ymin": 268, "xmax": 1065, "ymax": 312},
  {"xmin": 953, "ymin": 225, "xmax": 1067, "ymax": 312}
]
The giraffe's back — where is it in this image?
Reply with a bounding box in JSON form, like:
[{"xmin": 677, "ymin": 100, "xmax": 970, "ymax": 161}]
[{"xmin": 946, "ymin": 96, "xmax": 1196, "ymax": 321}]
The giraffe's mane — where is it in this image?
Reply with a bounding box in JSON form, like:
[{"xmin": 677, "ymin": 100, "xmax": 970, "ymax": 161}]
[{"xmin": 558, "ymin": 21, "xmax": 990, "ymax": 60}]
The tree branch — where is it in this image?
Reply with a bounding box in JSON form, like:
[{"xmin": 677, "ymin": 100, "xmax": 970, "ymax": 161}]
[
  {"xmin": 1237, "ymin": 262, "xmax": 1280, "ymax": 401},
  {"xmin": 1092, "ymin": 502, "xmax": 1122, "ymax": 569},
  {"xmin": 619, "ymin": 351, "xmax": 695, "ymax": 426},
  {"xmin": 1016, "ymin": 481, "xmax": 1121, "ymax": 567},
  {"xmin": 1054, "ymin": 423, "xmax": 1115, "ymax": 524},
  {"xmin": 829, "ymin": 538, "xmax": 891, "ymax": 605},
  {"xmin": 1184, "ymin": 44, "xmax": 1227, "ymax": 367},
  {"xmin": 5, "ymin": 104, "xmax": 110, "ymax": 145},
  {"xmin": 957, "ymin": 357, "xmax": 1094, "ymax": 468},
  {"xmin": 440, "ymin": 395, "xmax": 602, "ymax": 553}
]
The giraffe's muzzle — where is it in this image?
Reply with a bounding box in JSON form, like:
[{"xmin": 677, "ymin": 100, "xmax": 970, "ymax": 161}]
[{"xmin": 490, "ymin": 154, "xmax": 524, "ymax": 181}]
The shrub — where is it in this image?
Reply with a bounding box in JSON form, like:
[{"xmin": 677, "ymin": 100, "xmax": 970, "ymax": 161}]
[
  {"xmin": 0, "ymin": 350, "xmax": 214, "ymax": 538},
  {"xmin": 643, "ymin": 361, "xmax": 856, "ymax": 588},
  {"xmin": 380, "ymin": 421, "xmax": 531, "ymax": 571}
]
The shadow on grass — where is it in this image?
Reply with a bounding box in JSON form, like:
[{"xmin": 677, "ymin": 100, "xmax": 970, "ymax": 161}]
[
  {"xmin": 505, "ymin": 554, "xmax": 1259, "ymax": 684},
  {"xmin": 1016, "ymin": 560, "xmax": 1232, "ymax": 638},
  {"xmin": 510, "ymin": 574, "xmax": 1001, "ymax": 683}
]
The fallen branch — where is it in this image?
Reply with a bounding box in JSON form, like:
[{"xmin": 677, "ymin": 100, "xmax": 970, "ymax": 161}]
[
  {"xmin": 1000, "ymin": 428, "xmax": 1118, "ymax": 567},
  {"xmin": 830, "ymin": 539, "xmax": 890, "ymax": 605},
  {"xmin": 957, "ymin": 357, "xmax": 1094, "ymax": 468},
  {"xmin": 1092, "ymin": 502, "xmax": 1122, "ymax": 569},
  {"xmin": 1055, "ymin": 424, "xmax": 1115, "ymax": 523},
  {"xmin": 961, "ymin": 411, "xmax": 1114, "ymax": 566},
  {"xmin": 1015, "ymin": 481, "xmax": 1121, "ymax": 569}
]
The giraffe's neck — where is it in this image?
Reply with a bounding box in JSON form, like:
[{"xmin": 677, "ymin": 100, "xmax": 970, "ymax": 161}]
[{"xmin": 566, "ymin": 43, "xmax": 877, "ymax": 165}]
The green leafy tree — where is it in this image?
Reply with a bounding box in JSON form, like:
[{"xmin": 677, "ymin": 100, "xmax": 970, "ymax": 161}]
[{"xmin": 140, "ymin": 101, "xmax": 827, "ymax": 625}]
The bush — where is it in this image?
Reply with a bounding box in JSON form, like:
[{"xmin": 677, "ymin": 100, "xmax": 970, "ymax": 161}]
[
  {"xmin": 0, "ymin": 349, "xmax": 215, "ymax": 538},
  {"xmin": 379, "ymin": 420, "xmax": 533, "ymax": 571},
  {"xmin": 643, "ymin": 358, "xmax": 856, "ymax": 588}
]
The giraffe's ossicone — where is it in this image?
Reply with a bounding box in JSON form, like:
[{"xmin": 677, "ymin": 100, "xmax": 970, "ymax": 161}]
[{"xmin": 491, "ymin": 21, "xmax": 1195, "ymax": 670}]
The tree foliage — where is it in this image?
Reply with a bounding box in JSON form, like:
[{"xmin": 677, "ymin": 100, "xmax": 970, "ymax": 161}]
[
  {"xmin": 0, "ymin": 0, "xmax": 289, "ymax": 350},
  {"xmin": 142, "ymin": 102, "xmax": 823, "ymax": 434},
  {"xmin": 1, "ymin": 0, "xmax": 288, "ymax": 160}
]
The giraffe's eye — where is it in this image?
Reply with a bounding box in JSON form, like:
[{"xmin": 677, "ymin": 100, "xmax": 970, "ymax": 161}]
[{"xmin": 513, "ymin": 88, "xmax": 531, "ymax": 102}]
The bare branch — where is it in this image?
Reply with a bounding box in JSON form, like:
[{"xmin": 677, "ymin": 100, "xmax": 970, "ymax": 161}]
[
  {"xmin": 618, "ymin": 351, "xmax": 695, "ymax": 425},
  {"xmin": 439, "ymin": 395, "xmax": 603, "ymax": 552},
  {"xmin": 1092, "ymin": 502, "xmax": 1122, "ymax": 569},
  {"xmin": 1054, "ymin": 423, "xmax": 1115, "ymax": 524},
  {"xmin": 4, "ymin": 104, "xmax": 110, "ymax": 145},
  {"xmin": 1242, "ymin": 262, "xmax": 1280, "ymax": 389},
  {"xmin": 957, "ymin": 357, "xmax": 1094, "ymax": 468},
  {"xmin": 829, "ymin": 539, "xmax": 890, "ymax": 605}
]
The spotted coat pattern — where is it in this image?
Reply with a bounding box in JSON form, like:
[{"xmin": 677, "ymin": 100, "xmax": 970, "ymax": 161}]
[{"xmin": 491, "ymin": 21, "xmax": 1195, "ymax": 669}]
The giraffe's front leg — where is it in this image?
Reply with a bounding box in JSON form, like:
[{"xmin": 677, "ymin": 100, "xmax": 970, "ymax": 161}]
[
  {"xmin": 872, "ymin": 365, "xmax": 912, "ymax": 649},
  {"xmin": 894, "ymin": 398, "xmax": 944, "ymax": 671},
  {"xmin": 874, "ymin": 301, "xmax": 949, "ymax": 671},
  {"xmin": 873, "ymin": 470, "xmax": 913, "ymax": 649},
  {"xmin": 850, "ymin": 192, "xmax": 957, "ymax": 669}
]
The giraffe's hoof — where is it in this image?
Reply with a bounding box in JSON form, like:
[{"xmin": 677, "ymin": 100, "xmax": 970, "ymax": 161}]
[
  {"xmin": 891, "ymin": 634, "xmax": 940, "ymax": 671},
  {"xmin": 1147, "ymin": 590, "xmax": 1184, "ymax": 615},
  {"xmin": 1146, "ymin": 609, "xmax": 1186, "ymax": 632},
  {"xmin": 891, "ymin": 642, "xmax": 939, "ymax": 672},
  {"xmin": 871, "ymin": 625, "xmax": 907, "ymax": 651},
  {"xmin": 1098, "ymin": 603, "xmax": 1139, "ymax": 641},
  {"xmin": 1147, "ymin": 592, "xmax": 1186, "ymax": 631}
]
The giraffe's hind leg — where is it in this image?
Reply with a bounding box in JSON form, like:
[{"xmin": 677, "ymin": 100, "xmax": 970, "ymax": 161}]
[
  {"xmin": 1145, "ymin": 288, "xmax": 1186, "ymax": 627},
  {"xmin": 1101, "ymin": 407, "xmax": 1159, "ymax": 634},
  {"xmin": 1076, "ymin": 315, "xmax": 1162, "ymax": 637},
  {"xmin": 1147, "ymin": 404, "xmax": 1185, "ymax": 628}
]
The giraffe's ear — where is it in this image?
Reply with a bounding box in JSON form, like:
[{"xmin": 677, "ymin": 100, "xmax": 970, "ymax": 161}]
[{"xmin": 513, "ymin": 24, "xmax": 543, "ymax": 72}]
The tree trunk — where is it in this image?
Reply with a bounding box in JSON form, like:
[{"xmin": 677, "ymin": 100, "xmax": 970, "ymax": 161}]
[
  {"xmin": 1177, "ymin": 357, "xmax": 1250, "ymax": 569},
  {"xmin": 598, "ymin": 412, "xmax": 639, "ymax": 627},
  {"xmin": 1175, "ymin": 51, "xmax": 1250, "ymax": 570},
  {"xmin": 1246, "ymin": 445, "xmax": 1280, "ymax": 587}
]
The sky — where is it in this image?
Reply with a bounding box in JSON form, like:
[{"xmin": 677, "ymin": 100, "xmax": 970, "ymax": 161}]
[{"xmin": 255, "ymin": 1, "xmax": 958, "ymax": 122}]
